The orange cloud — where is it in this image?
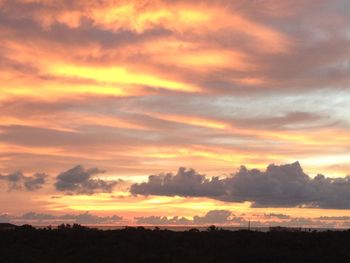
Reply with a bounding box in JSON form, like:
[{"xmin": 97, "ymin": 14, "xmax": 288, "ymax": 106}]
[{"xmin": 0, "ymin": 0, "xmax": 349, "ymax": 222}]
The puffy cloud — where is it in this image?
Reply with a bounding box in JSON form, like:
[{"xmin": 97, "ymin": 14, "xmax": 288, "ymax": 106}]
[
  {"xmin": 130, "ymin": 162, "xmax": 350, "ymax": 209},
  {"xmin": 0, "ymin": 171, "xmax": 47, "ymax": 191},
  {"xmin": 224, "ymin": 163, "xmax": 350, "ymax": 209},
  {"xmin": 130, "ymin": 167, "xmax": 224, "ymax": 197},
  {"xmin": 55, "ymin": 165, "xmax": 119, "ymax": 195},
  {"xmin": 221, "ymin": 162, "xmax": 312, "ymax": 207}
]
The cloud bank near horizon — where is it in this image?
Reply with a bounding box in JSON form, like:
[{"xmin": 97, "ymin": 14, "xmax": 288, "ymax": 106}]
[
  {"xmin": 2, "ymin": 210, "xmax": 350, "ymax": 229},
  {"xmin": 134, "ymin": 210, "xmax": 350, "ymax": 229},
  {"xmin": 0, "ymin": 211, "xmax": 123, "ymax": 225}
]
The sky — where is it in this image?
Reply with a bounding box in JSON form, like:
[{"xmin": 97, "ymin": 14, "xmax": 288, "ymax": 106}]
[{"xmin": 1, "ymin": 0, "xmax": 350, "ymax": 228}]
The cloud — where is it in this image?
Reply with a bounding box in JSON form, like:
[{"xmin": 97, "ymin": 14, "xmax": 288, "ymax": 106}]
[
  {"xmin": 134, "ymin": 209, "xmax": 350, "ymax": 228},
  {"xmin": 193, "ymin": 210, "xmax": 232, "ymax": 225},
  {"xmin": 220, "ymin": 162, "xmax": 312, "ymax": 207},
  {"xmin": 134, "ymin": 216, "xmax": 191, "ymax": 225},
  {"xmin": 3, "ymin": 209, "xmax": 350, "ymax": 228},
  {"xmin": 263, "ymin": 213, "xmax": 291, "ymax": 220},
  {"xmin": 0, "ymin": 0, "xmax": 349, "ymax": 185},
  {"xmin": 130, "ymin": 162, "xmax": 350, "ymax": 209},
  {"xmin": 130, "ymin": 167, "xmax": 224, "ymax": 197},
  {"xmin": 2, "ymin": 0, "xmax": 349, "ymax": 97},
  {"xmin": 75, "ymin": 212, "xmax": 122, "ymax": 225},
  {"xmin": 133, "ymin": 209, "xmax": 347, "ymax": 228},
  {"xmin": 0, "ymin": 171, "xmax": 47, "ymax": 191},
  {"xmin": 55, "ymin": 165, "xmax": 119, "ymax": 195},
  {"xmin": 230, "ymin": 111, "xmax": 330, "ymax": 130},
  {"xmin": 0, "ymin": 213, "xmax": 11, "ymax": 223},
  {"xmin": 0, "ymin": 0, "xmax": 350, "ymax": 218},
  {"xmin": 222, "ymin": 163, "xmax": 350, "ymax": 209},
  {"xmin": 134, "ymin": 210, "xmax": 233, "ymax": 225},
  {"xmin": 318, "ymin": 216, "xmax": 350, "ymax": 221},
  {"xmin": 20, "ymin": 212, "xmax": 56, "ymax": 220},
  {"xmin": 11, "ymin": 211, "xmax": 123, "ymax": 225}
]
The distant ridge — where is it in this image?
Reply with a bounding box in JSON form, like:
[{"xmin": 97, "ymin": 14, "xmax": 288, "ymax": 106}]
[{"xmin": 0, "ymin": 223, "xmax": 17, "ymax": 230}]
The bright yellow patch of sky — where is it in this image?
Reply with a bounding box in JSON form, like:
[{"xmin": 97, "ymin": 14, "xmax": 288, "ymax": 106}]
[{"xmin": 48, "ymin": 64, "xmax": 200, "ymax": 93}]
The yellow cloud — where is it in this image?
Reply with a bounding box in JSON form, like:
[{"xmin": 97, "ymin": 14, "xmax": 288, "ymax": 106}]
[{"xmin": 48, "ymin": 64, "xmax": 200, "ymax": 93}]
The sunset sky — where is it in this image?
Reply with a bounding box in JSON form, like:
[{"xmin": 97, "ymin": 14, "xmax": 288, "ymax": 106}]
[{"xmin": 1, "ymin": 0, "xmax": 350, "ymax": 228}]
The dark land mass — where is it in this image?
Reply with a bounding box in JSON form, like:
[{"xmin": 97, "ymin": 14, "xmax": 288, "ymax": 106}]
[{"xmin": 1, "ymin": 224, "xmax": 350, "ymax": 263}]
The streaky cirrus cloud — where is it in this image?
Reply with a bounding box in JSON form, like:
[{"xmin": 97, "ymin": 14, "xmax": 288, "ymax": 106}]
[
  {"xmin": 0, "ymin": 171, "xmax": 47, "ymax": 191},
  {"xmin": 55, "ymin": 165, "xmax": 120, "ymax": 195},
  {"xmin": 2, "ymin": 0, "xmax": 350, "ymax": 99},
  {"xmin": 130, "ymin": 162, "xmax": 350, "ymax": 209}
]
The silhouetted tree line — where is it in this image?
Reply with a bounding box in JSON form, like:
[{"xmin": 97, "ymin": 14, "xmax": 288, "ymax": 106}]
[{"xmin": 1, "ymin": 224, "xmax": 350, "ymax": 262}]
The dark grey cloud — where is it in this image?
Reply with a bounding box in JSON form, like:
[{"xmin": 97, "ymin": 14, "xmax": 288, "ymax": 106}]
[
  {"xmin": 130, "ymin": 167, "xmax": 224, "ymax": 197},
  {"xmin": 55, "ymin": 165, "xmax": 119, "ymax": 195},
  {"xmin": 131, "ymin": 162, "xmax": 350, "ymax": 209},
  {"xmin": 220, "ymin": 162, "xmax": 312, "ymax": 207},
  {"xmin": 0, "ymin": 171, "xmax": 47, "ymax": 191}
]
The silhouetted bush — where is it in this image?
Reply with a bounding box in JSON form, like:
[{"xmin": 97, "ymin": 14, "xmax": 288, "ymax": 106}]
[{"xmin": 1, "ymin": 225, "xmax": 350, "ymax": 262}]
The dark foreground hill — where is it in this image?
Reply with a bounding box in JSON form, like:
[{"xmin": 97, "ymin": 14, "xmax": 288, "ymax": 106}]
[{"xmin": 1, "ymin": 224, "xmax": 350, "ymax": 263}]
